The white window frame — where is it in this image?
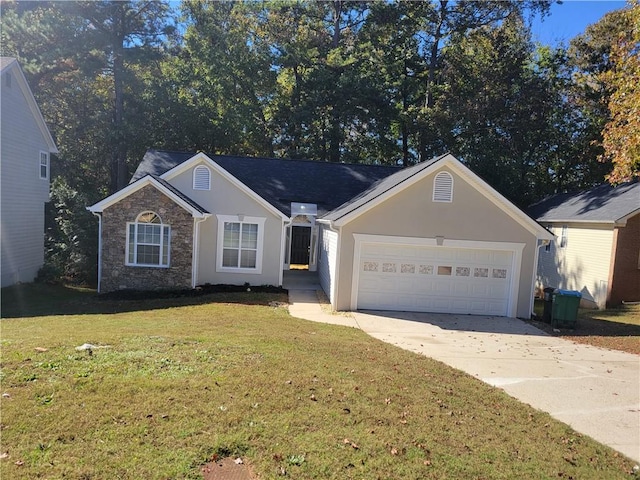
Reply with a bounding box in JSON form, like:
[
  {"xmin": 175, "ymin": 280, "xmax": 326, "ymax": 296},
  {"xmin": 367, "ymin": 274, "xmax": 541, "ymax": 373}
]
[
  {"xmin": 193, "ymin": 165, "xmax": 211, "ymax": 190},
  {"xmin": 545, "ymin": 225, "xmax": 552, "ymax": 252},
  {"xmin": 560, "ymin": 225, "xmax": 568, "ymax": 248},
  {"xmin": 433, "ymin": 171, "xmax": 453, "ymax": 202},
  {"xmin": 216, "ymin": 214, "xmax": 266, "ymax": 274},
  {"xmin": 126, "ymin": 211, "xmax": 171, "ymax": 268},
  {"xmin": 39, "ymin": 151, "xmax": 49, "ymax": 180}
]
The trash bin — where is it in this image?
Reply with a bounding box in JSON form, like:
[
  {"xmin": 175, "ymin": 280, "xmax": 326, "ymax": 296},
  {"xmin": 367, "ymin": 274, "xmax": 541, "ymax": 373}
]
[
  {"xmin": 551, "ymin": 289, "xmax": 582, "ymax": 328},
  {"xmin": 542, "ymin": 287, "xmax": 555, "ymax": 323}
]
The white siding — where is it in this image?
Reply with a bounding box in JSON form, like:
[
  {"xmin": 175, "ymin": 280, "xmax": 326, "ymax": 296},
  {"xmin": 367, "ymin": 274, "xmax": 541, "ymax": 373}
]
[
  {"xmin": 1, "ymin": 65, "xmax": 52, "ymax": 286},
  {"xmin": 318, "ymin": 226, "xmax": 338, "ymax": 306},
  {"xmin": 537, "ymin": 224, "xmax": 614, "ymax": 307}
]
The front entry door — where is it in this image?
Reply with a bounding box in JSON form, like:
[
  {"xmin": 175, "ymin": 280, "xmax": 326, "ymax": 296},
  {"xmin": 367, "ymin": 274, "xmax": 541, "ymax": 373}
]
[{"xmin": 290, "ymin": 226, "xmax": 311, "ymax": 265}]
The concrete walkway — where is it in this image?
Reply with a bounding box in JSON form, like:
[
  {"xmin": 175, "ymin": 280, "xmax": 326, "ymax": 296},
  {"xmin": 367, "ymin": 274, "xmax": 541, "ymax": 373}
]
[{"xmin": 285, "ymin": 275, "xmax": 640, "ymax": 462}]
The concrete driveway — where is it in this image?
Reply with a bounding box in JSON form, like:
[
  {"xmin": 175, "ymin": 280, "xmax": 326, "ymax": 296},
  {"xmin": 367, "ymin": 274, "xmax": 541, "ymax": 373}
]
[{"xmin": 352, "ymin": 311, "xmax": 640, "ymax": 462}]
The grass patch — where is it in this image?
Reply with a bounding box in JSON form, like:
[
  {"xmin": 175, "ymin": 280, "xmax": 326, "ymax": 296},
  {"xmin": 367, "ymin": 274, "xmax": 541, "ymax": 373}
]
[
  {"xmin": 0, "ymin": 286, "xmax": 637, "ymax": 478},
  {"xmin": 531, "ymin": 300, "xmax": 640, "ymax": 355}
]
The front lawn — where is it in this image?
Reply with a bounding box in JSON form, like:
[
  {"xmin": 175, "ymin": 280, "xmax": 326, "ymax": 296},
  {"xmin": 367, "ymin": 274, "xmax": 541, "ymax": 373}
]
[{"xmin": 1, "ymin": 285, "xmax": 637, "ymax": 479}]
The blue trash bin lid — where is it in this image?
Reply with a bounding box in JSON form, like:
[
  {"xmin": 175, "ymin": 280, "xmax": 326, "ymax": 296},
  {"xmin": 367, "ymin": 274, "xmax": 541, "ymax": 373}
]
[{"xmin": 555, "ymin": 289, "xmax": 582, "ymax": 298}]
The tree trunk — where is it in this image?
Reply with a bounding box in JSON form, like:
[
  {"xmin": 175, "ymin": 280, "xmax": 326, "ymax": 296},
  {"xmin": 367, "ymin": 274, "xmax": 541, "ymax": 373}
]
[
  {"xmin": 110, "ymin": 8, "xmax": 127, "ymax": 193},
  {"xmin": 419, "ymin": 0, "xmax": 447, "ymax": 163}
]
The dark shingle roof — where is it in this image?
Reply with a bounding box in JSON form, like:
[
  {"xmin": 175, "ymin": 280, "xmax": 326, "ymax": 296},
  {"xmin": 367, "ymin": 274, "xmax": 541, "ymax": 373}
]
[
  {"xmin": 528, "ymin": 182, "xmax": 640, "ymax": 223},
  {"xmin": 132, "ymin": 150, "xmax": 401, "ymax": 217},
  {"xmin": 150, "ymin": 175, "xmax": 209, "ymax": 215}
]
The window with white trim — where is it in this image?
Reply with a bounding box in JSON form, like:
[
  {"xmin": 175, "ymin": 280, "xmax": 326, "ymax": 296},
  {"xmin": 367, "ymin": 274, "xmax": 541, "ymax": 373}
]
[
  {"xmin": 193, "ymin": 165, "xmax": 211, "ymax": 190},
  {"xmin": 39, "ymin": 151, "xmax": 49, "ymax": 180},
  {"xmin": 216, "ymin": 215, "xmax": 265, "ymax": 273},
  {"xmin": 126, "ymin": 211, "xmax": 170, "ymax": 267},
  {"xmin": 545, "ymin": 225, "xmax": 552, "ymax": 252},
  {"xmin": 560, "ymin": 225, "xmax": 568, "ymax": 248},
  {"xmin": 433, "ymin": 171, "xmax": 453, "ymax": 202}
]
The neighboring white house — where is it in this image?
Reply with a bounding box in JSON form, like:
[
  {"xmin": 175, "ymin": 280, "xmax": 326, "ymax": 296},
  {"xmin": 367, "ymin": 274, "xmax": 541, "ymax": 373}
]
[
  {"xmin": 530, "ymin": 182, "xmax": 640, "ymax": 308},
  {"xmin": 1, "ymin": 57, "xmax": 58, "ymax": 287}
]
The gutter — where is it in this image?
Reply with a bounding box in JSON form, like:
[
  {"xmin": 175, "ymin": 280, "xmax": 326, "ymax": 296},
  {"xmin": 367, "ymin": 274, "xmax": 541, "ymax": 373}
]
[{"xmin": 89, "ymin": 210, "xmax": 102, "ymax": 293}]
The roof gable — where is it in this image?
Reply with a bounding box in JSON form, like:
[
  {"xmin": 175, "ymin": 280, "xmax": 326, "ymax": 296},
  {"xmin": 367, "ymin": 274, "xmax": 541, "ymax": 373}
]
[
  {"xmin": 87, "ymin": 175, "xmax": 210, "ymax": 218},
  {"xmin": 323, "ymin": 154, "xmax": 553, "ymax": 239},
  {"xmin": 1, "ymin": 57, "xmax": 58, "ymax": 153},
  {"xmin": 529, "ymin": 182, "xmax": 640, "ymax": 225}
]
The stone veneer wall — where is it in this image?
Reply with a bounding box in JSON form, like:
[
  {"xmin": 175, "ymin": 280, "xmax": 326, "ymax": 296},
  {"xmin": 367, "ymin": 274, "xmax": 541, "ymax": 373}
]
[{"xmin": 101, "ymin": 185, "xmax": 194, "ymax": 292}]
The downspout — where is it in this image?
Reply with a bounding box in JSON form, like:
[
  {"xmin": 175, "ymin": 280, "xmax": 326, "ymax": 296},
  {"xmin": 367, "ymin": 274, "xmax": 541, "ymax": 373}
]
[
  {"xmin": 90, "ymin": 211, "xmax": 102, "ymax": 293},
  {"xmin": 192, "ymin": 216, "xmax": 209, "ymax": 288},
  {"xmin": 279, "ymin": 219, "xmax": 292, "ymax": 286}
]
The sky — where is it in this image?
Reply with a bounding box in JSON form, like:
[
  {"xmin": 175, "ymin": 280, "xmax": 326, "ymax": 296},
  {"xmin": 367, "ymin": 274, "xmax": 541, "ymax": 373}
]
[{"xmin": 530, "ymin": 0, "xmax": 628, "ymax": 46}]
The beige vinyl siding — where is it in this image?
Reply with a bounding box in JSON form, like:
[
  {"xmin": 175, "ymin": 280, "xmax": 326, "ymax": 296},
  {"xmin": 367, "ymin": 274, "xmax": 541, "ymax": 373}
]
[
  {"xmin": 0, "ymin": 67, "xmax": 51, "ymax": 286},
  {"xmin": 318, "ymin": 225, "xmax": 338, "ymax": 305},
  {"xmin": 537, "ymin": 223, "xmax": 614, "ymax": 307},
  {"xmin": 333, "ymin": 167, "xmax": 538, "ymax": 318},
  {"xmin": 168, "ymin": 161, "xmax": 284, "ymax": 287}
]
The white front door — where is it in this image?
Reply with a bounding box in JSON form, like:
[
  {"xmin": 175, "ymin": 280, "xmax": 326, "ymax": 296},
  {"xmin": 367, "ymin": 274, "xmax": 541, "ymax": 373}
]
[{"xmin": 354, "ymin": 238, "xmax": 520, "ymax": 316}]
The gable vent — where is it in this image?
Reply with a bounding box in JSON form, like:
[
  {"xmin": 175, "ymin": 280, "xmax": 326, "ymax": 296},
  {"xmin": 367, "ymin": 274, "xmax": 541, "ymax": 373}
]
[
  {"xmin": 433, "ymin": 171, "xmax": 453, "ymax": 202},
  {"xmin": 193, "ymin": 165, "xmax": 211, "ymax": 190}
]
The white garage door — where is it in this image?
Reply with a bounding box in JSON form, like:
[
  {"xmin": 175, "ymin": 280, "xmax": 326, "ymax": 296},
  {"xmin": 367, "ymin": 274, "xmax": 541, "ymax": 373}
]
[{"xmin": 356, "ymin": 243, "xmax": 514, "ymax": 316}]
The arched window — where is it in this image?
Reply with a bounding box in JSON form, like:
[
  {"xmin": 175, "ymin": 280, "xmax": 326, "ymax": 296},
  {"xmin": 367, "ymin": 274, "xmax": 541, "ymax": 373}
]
[
  {"xmin": 433, "ymin": 171, "xmax": 454, "ymax": 203},
  {"xmin": 193, "ymin": 165, "xmax": 211, "ymax": 190},
  {"xmin": 126, "ymin": 211, "xmax": 170, "ymax": 267}
]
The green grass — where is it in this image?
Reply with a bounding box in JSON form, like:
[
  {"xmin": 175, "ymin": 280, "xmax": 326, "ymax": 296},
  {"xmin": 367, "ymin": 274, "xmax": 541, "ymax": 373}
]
[{"xmin": 1, "ymin": 285, "xmax": 637, "ymax": 479}]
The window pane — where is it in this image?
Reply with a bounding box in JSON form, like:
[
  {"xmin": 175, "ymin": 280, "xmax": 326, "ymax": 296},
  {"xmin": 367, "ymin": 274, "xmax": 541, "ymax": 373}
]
[
  {"xmin": 128, "ymin": 224, "xmax": 135, "ymax": 263},
  {"xmin": 137, "ymin": 245, "xmax": 160, "ymax": 265},
  {"xmin": 138, "ymin": 224, "xmax": 161, "ymax": 244},
  {"xmin": 240, "ymin": 249, "xmax": 257, "ymax": 268},
  {"xmin": 241, "ymin": 223, "xmax": 258, "ymax": 249},
  {"xmin": 224, "ymin": 222, "xmax": 240, "ymax": 248},
  {"xmin": 223, "ymin": 248, "xmax": 239, "ymax": 267},
  {"xmin": 162, "ymin": 227, "xmax": 170, "ymax": 265}
]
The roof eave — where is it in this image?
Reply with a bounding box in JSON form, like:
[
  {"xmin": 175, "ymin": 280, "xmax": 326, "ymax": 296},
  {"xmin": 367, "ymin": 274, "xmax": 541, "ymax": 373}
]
[{"xmin": 87, "ymin": 175, "xmax": 211, "ymax": 218}]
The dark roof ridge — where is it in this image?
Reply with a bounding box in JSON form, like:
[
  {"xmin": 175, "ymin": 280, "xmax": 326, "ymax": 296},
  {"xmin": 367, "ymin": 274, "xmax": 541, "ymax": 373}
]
[{"xmin": 146, "ymin": 148, "xmax": 402, "ymax": 170}]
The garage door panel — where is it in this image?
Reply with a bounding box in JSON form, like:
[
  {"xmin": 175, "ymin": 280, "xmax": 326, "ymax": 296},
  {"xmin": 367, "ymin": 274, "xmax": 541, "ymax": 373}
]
[{"xmin": 357, "ymin": 243, "xmax": 513, "ymax": 316}]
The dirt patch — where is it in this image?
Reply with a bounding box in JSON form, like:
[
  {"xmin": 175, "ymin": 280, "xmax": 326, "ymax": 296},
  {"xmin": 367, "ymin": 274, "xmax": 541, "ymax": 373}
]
[
  {"xmin": 527, "ymin": 316, "xmax": 640, "ymax": 355},
  {"xmin": 201, "ymin": 457, "xmax": 257, "ymax": 480}
]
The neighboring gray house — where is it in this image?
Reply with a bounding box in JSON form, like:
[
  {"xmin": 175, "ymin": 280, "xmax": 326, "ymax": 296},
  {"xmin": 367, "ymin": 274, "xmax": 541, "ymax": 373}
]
[
  {"xmin": 89, "ymin": 150, "xmax": 553, "ymax": 318},
  {"xmin": 1, "ymin": 57, "xmax": 58, "ymax": 287},
  {"xmin": 530, "ymin": 182, "xmax": 640, "ymax": 308}
]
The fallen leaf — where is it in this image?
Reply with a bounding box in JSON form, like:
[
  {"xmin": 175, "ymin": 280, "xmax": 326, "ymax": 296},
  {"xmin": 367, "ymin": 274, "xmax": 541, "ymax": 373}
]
[
  {"xmin": 15, "ymin": 460, "xmax": 24, "ymax": 466},
  {"xmin": 390, "ymin": 447, "xmax": 398, "ymax": 456},
  {"xmin": 0, "ymin": 452, "xmax": 9, "ymax": 460},
  {"xmin": 34, "ymin": 347, "xmax": 48, "ymax": 353}
]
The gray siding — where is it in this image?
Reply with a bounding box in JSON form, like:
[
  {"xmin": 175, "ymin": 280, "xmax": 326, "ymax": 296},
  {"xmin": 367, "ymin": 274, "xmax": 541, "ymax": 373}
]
[
  {"xmin": 1, "ymin": 65, "xmax": 52, "ymax": 286},
  {"xmin": 167, "ymin": 161, "xmax": 284, "ymax": 287}
]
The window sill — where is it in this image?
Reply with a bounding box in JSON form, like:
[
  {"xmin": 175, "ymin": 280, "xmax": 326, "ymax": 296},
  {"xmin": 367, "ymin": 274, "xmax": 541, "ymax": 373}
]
[
  {"xmin": 216, "ymin": 266, "xmax": 262, "ymax": 275},
  {"xmin": 125, "ymin": 263, "xmax": 170, "ymax": 269}
]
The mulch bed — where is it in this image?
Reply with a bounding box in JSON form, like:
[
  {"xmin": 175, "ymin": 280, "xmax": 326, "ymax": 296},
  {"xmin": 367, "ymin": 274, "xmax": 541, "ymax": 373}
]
[{"xmin": 99, "ymin": 284, "xmax": 286, "ymax": 301}]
